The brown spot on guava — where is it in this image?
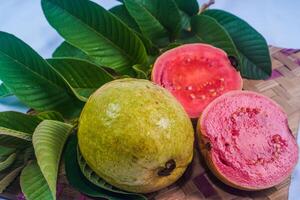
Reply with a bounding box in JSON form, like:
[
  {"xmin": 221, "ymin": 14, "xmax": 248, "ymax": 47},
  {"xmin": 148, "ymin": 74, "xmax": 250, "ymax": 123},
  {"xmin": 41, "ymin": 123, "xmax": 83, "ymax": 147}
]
[{"xmin": 158, "ymin": 159, "xmax": 176, "ymax": 176}]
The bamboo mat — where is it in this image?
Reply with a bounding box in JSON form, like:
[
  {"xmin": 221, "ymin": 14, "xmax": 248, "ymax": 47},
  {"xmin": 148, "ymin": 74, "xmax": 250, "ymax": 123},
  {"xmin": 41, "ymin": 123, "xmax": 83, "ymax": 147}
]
[{"xmin": 1, "ymin": 46, "xmax": 300, "ymax": 200}]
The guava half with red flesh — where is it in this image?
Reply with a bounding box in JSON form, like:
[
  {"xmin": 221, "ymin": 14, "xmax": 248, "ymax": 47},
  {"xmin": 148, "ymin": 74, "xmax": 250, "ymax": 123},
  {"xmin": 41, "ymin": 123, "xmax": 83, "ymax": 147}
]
[
  {"xmin": 152, "ymin": 43, "xmax": 242, "ymax": 118},
  {"xmin": 198, "ymin": 91, "xmax": 299, "ymax": 190}
]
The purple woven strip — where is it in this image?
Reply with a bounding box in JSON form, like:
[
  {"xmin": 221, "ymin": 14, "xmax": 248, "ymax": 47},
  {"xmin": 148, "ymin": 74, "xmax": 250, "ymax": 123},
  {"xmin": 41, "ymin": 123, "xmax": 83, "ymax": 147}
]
[
  {"xmin": 77, "ymin": 194, "xmax": 89, "ymax": 200},
  {"xmin": 280, "ymin": 48, "xmax": 299, "ymax": 56},
  {"xmin": 57, "ymin": 183, "xmax": 64, "ymax": 197},
  {"xmin": 193, "ymin": 173, "xmax": 218, "ymax": 198},
  {"xmin": 268, "ymin": 69, "xmax": 283, "ymax": 80},
  {"xmin": 17, "ymin": 193, "xmax": 25, "ymax": 200},
  {"xmin": 295, "ymin": 58, "xmax": 300, "ymax": 66}
]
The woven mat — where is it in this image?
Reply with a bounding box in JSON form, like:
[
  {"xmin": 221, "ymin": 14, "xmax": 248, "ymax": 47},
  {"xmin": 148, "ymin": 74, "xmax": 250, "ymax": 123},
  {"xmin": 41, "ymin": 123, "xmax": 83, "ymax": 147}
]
[{"xmin": 1, "ymin": 46, "xmax": 300, "ymax": 200}]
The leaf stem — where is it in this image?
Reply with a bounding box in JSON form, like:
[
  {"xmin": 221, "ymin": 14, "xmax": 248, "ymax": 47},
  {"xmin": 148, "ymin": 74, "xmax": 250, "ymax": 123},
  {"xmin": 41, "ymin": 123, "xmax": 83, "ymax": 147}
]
[{"xmin": 199, "ymin": 0, "xmax": 215, "ymax": 14}]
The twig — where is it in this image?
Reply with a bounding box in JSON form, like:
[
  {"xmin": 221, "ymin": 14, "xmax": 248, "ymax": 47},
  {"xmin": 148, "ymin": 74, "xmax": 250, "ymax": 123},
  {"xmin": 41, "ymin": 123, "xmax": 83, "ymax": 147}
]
[{"xmin": 199, "ymin": 0, "xmax": 215, "ymax": 13}]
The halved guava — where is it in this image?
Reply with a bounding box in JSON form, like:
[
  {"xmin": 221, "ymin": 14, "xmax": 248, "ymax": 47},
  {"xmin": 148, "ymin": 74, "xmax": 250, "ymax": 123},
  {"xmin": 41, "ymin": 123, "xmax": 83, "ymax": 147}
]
[
  {"xmin": 152, "ymin": 43, "xmax": 242, "ymax": 118},
  {"xmin": 198, "ymin": 91, "xmax": 299, "ymax": 190}
]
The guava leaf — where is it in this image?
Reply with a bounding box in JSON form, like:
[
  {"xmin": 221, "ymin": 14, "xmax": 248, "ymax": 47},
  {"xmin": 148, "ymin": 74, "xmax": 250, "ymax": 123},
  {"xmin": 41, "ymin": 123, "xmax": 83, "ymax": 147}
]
[
  {"xmin": 191, "ymin": 15, "xmax": 240, "ymax": 61},
  {"xmin": 0, "ymin": 111, "xmax": 41, "ymax": 133},
  {"xmin": 20, "ymin": 161, "xmax": 53, "ymax": 200},
  {"xmin": 109, "ymin": 5, "xmax": 159, "ymax": 55},
  {"xmin": 42, "ymin": 0, "xmax": 148, "ymax": 76},
  {"xmin": 0, "ymin": 146, "xmax": 17, "ymax": 172},
  {"xmin": 0, "ymin": 153, "xmax": 16, "ymax": 172},
  {"xmin": 0, "ymin": 32, "xmax": 82, "ymax": 118},
  {"xmin": 0, "ymin": 111, "xmax": 42, "ymax": 148},
  {"xmin": 161, "ymin": 42, "xmax": 182, "ymax": 53},
  {"xmin": 64, "ymin": 134, "xmax": 147, "ymax": 200},
  {"xmin": 203, "ymin": 9, "xmax": 272, "ymax": 79},
  {"xmin": 109, "ymin": 5, "xmax": 141, "ymax": 32},
  {"xmin": 0, "ymin": 148, "xmax": 33, "ymax": 193},
  {"xmin": 0, "ymin": 128, "xmax": 32, "ymax": 149},
  {"xmin": 123, "ymin": 0, "xmax": 168, "ymax": 44},
  {"xmin": 135, "ymin": 32, "xmax": 160, "ymax": 56},
  {"xmin": 132, "ymin": 65, "xmax": 149, "ymax": 79},
  {"xmin": 0, "ymin": 84, "xmax": 13, "ymax": 98},
  {"xmin": 0, "ymin": 147, "xmax": 15, "ymax": 159},
  {"xmin": 77, "ymin": 147, "xmax": 139, "ymax": 195},
  {"xmin": 33, "ymin": 120, "xmax": 73, "ymax": 199},
  {"xmin": 174, "ymin": 0, "xmax": 199, "ymax": 16},
  {"xmin": 139, "ymin": 0, "xmax": 182, "ymax": 39},
  {"xmin": 0, "ymin": 166, "xmax": 23, "ymax": 193},
  {"xmin": 36, "ymin": 111, "xmax": 65, "ymax": 122},
  {"xmin": 47, "ymin": 58, "xmax": 114, "ymax": 101},
  {"xmin": 124, "ymin": 0, "xmax": 183, "ymax": 41},
  {"xmin": 118, "ymin": 0, "xmax": 199, "ymax": 16},
  {"xmin": 179, "ymin": 11, "xmax": 191, "ymax": 31},
  {"xmin": 53, "ymin": 41, "xmax": 90, "ymax": 61}
]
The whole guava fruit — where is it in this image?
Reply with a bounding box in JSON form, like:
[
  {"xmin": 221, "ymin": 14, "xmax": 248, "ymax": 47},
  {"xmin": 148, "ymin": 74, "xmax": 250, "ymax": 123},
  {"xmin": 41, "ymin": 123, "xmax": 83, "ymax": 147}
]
[
  {"xmin": 198, "ymin": 91, "xmax": 299, "ymax": 190},
  {"xmin": 78, "ymin": 78, "xmax": 194, "ymax": 193},
  {"xmin": 152, "ymin": 43, "xmax": 243, "ymax": 118}
]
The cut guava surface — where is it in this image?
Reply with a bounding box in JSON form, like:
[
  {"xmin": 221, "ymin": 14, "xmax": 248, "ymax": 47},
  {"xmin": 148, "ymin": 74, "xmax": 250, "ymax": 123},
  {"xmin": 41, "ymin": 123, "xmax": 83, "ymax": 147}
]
[
  {"xmin": 198, "ymin": 91, "xmax": 299, "ymax": 190},
  {"xmin": 152, "ymin": 43, "xmax": 242, "ymax": 118}
]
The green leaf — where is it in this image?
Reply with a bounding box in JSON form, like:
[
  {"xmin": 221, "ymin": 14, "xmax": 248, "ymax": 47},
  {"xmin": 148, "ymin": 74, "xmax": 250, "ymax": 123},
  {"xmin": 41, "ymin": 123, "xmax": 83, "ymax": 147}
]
[
  {"xmin": 64, "ymin": 134, "xmax": 147, "ymax": 200},
  {"xmin": 20, "ymin": 161, "xmax": 53, "ymax": 200},
  {"xmin": 109, "ymin": 5, "xmax": 159, "ymax": 55},
  {"xmin": 33, "ymin": 120, "xmax": 73, "ymax": 198},
  {"xmin": 42, "ymin": 0, "xmax": 148, "ymax": 76},
  {"xmin": 0, "ymin": 127, "xmax": 32, "ymax": 148},
  {"xmin": 0, "ymin": 147, "xmax": 15, "ymax": 159},
  {"xmin": 109, "ymin": 5, "xmax": 141, "ymax": 32},
  {"xmin": 0, "ymin": 111, "xmax": 42, "ymax": 148},
  {"xmin": 141, "ymin": 0, "xmax": 182, "ymax": 39},
  {"xmin": 124, "ymin": 0, "xmax": 168, "ymax": 44},
  {"xmin": 174, "ymin": 0, "xmax": 199, "ymax": 16},
  {"xmin": 0, "ymin": 153, "xmax": 16, "ymax": 172},
  {"xmin": 47, "ymin": 58, "xmax": 114, "ymax": 101},
  {"xmin": 0, "ymin": 129, "xmax": 31, "ymax": 142},
  {"xmin": 0, "ymin": 111, "xmax": 41, "ymax": 133},
  {"xmin": 161, "ymin": 42, "xmax": 182, "ymax": 53},
  {"xmin": 36, "ymin": 111, "xmax": 65, "ymax": 122},
  {"xmin": 179, "ymin": 11, "xmax": 191, "ymax": 31},
  {"xmin": 53, "ymin": 42, "xmax": 125, "ymax": 73},
  {"xmin": 0, "ymin": 84, "xmax": 13, "ymax": 98},
  {"xmin": 0, "ymin": 166, "xmax": 23, "ymax": 193},
  {"xmin": 0, "ymin": 147, "xmax": 33, "ymax": 193},
  {"xmin": 132, "ymin": 65, "xmax": 148, "ymax": 79},
  {"xmin": 53, "ymin": 41, "xmax": 90, "ymax": 60},
  {"xmin": 77, "ymin": 147, "xmax": 140, "ymax": 195},
  {"xmin": 124, "ymin": 0, "xmax": 183, "ymax": 40},
  {"xmin": 191, "ymin": 15, "xmax": 240, "ymax": 60},
  {"xmin": 0, "ymin": 32, "xmax": 82, "ymax": 118},
  {"xmin": 136, "ymin": 33, "xmax": 160, "ymax": 56},
  {"xmin": 203, "ymin": 9, "xmax": 272, "ymax": 79}
]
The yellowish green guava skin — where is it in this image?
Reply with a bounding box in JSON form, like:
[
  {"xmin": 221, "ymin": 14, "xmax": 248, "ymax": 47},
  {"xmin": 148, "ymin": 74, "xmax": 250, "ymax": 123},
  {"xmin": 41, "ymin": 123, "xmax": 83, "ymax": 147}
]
[{"xmin": 78, "ymin": 78, "xmax": 194, "ymax": 193}]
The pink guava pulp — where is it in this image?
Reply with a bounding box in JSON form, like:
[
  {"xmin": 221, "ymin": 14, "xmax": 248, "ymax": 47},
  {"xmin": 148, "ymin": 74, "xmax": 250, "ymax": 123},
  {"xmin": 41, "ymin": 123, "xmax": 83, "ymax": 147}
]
[
  {"xmin": 199, "ymin": 91, "xmax": 299, "ymax": 189},
  {"xmin": 152, "ymin": 43, "xmax": 242, "ymax": 118}
]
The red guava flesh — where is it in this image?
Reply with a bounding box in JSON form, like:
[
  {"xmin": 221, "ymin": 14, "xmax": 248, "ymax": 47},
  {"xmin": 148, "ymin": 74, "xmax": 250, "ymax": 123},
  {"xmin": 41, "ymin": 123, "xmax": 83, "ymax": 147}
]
[
  {"xmin": 152, "ymin": 43, "xmax": 242, "ymax": 118},
  {"xmin": 198, "ymin": 91, "xmax": 299, "ymax": 190}
]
